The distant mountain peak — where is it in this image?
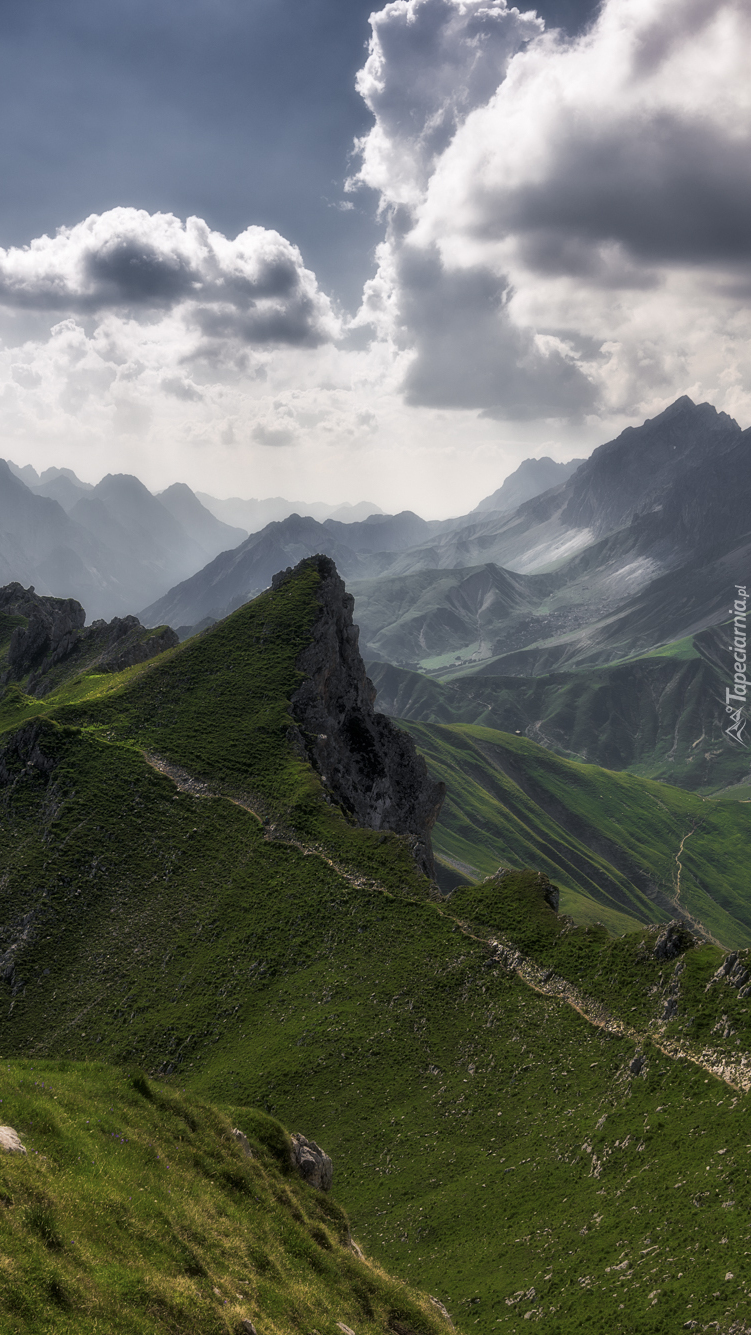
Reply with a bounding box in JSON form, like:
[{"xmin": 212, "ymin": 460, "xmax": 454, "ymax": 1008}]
[
  {"xmin": 474, "ymin": 455, "xmax": 585, "ymax": 514},
  {"xmin": 641, "ymin": 394, "xmax": 739, "ymax": 433}
]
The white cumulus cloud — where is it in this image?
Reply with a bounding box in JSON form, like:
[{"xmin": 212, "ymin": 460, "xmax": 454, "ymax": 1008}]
[
  {"xmin": 352, "ymin": 0, "xmax": 751, "ymax": 424},
  {"xmin": 0, "ymin": 208, "xmax": 338, "ymax": 347}
]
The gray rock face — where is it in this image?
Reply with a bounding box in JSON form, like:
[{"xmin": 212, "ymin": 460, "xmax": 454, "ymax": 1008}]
[
  {"xmin": 290, "ymin": 1132, "xmax": 333, "ymax": 1191},
  {"xmin": 2, "ymin": 583, "xmax": 85, "ymax": 680},
  {"xmin": 707, "ymin": 951, "xmax": 751, "ymax": 998},
  {"xmin": 279, "ymin": 556, "xmax": 445, "ymax": 880},
  {"xmin": 231, "ymin": 1128, "xmax": 253, "ymax": 1158},
  {"xmin": 83, "ymin": 615, "xmax": 178, "ymax": 677}
]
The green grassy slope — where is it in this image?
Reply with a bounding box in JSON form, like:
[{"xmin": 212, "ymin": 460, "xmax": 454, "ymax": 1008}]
[
  {"xmin": 402, "ymin": 721, "xmax": 751, "ymax": 944},
  {"xmin": 2, "ymin": 562, "xmax": 751, "ymax": 1333},
  {"xmin": 0, "ymin": 1059, "xmax": 446, "ymax": 1335},
  {"xmin": 368, "ymin": 622, "xmax": 749, "ymax": 794}
]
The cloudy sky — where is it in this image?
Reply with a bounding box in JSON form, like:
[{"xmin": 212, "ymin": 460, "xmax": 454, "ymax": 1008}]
[{"xmin": 1, "ymin": 0, "xmax": 749, "ymax": 516}]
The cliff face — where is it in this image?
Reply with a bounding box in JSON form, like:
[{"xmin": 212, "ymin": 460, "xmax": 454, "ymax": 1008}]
[{"xmin": 276, "ymin": 556, "xmax": 445, "ymax": 880}]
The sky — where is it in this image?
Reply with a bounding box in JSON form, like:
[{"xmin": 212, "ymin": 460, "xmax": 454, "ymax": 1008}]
[{"xmin": 0, "ymin": 0, "xmax": 749, "ymax": 517}]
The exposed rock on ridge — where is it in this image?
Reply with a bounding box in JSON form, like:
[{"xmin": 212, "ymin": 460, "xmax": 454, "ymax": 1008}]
[
  {"xmin": 0, "ymin": 583, "xmax": 178, "ymax": 696},
  {"xmin": 277, "ymin": 556, "xmax": 445, "ymax": 879},
  {"xmin": 2, "ymin": 583, "xmax": 85, "ymax": 680}
]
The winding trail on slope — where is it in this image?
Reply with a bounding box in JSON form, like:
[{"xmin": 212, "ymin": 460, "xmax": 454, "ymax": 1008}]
[
  {"xmin": 479, "ymin": 931, "xmax": 751, "ymax": 1093},
  {"xmin": 142, "ymin": 749, "xmax": 749, "ymax": 1093},
  {"xmin": 142, "ymin": 751, "xmax": 393, "ymax": 893},
  {"xmin": 674, "ymin": 820, "xmax": 702, "ymax": 905}
]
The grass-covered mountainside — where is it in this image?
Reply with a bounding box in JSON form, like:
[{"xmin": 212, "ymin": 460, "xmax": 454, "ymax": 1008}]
[
  {"xmin": 400, "ymin": 720, "xmax": 751, "ymax": 944},
  {"xmin": 3, "ymin": 559, "xmax": 751, "ymax": 1334},
  {"xmin": 0, "ymin": 1060, "xmax": 446, "ymax": 1335},
  {"xmin": 368, "ymin": 622, "xmax": 749, "ymax": 794}
]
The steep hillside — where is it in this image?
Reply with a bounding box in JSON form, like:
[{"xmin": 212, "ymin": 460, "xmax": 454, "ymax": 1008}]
[
  {"xmin": 139, "ymin": 512, "xmax": 440, "ymax": 632},
  {"xmin": 474, "ymin": 456, "xmax": 584, "ymax": 514},
  {"xmin": 139, "ymin": 513, "xmax": 368, "ymax": 628},
  {"xmin": 368, "ymin": 624, "xmax": 750, "ymax": 793},
  {"xmin": 0, "ymin": 1059, "xmax": 446, "ymax": 1335},
  {"xmin": 399, "ymin": 720, "xmax": 751, "ymax": 945},
  {"xmin": 379, "ymin": 397, "xmax": 745, "ymax": 580},
  {"xmin": 158, "ymin": 481, "xmax": 248, "ymax": 557},
  {"xmin": 3, "ymin": 558, "xmax": 751, "ymax": 1334},
  {"xmin": 0, "ymin": 463, "xmax": 251, "ymax": 621}
]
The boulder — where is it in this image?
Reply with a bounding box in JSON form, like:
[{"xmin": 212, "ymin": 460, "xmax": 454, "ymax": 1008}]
[
  {"xmin": 0, "ymin": 1126, "xmax": 26, "ymax": 1154},
  {"xmin": 290, "ymin": 1132, "xmax": 333, "ymax": 1191}
]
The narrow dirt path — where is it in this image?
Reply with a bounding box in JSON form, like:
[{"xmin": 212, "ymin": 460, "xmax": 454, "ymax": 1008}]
[
  {"xmin": 674, "ymin": 820, "xmax": 702, "ymax": 905},
  {"xmin": 142, "ymin": 752, "xmax": 393, "ymax": 894},
  {"xmin": 142, "ymin": 750, "xmax": 749, "ymax": 1093},
  {"xmin": 483, "ymin": 933, "xmax": 751, "ymax": 1092}
]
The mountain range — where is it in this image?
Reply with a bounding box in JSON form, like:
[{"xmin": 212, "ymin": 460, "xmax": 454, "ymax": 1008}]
[
  {"xmin": 0, "ymin": 461, "xmax": 247, "ymax": 620},
  {"xmin": 129, "ymin": 398, "xmax": 751, "ymax": 817},
  {"xmin": 2, "ymin": 556, "xmax": 751, "ymax": 1333},
  {"xmin": 140, "ymin": 398, "xmax": 748, "ymax": 672},
  {"xmin": 5, "ymin": 394, "xmax": 747, "ymax": 809}
]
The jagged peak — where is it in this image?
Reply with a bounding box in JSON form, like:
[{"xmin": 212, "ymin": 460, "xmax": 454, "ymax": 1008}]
[{"xmin": 278, "ymin": 555, "xmax": 445, "ymax": 879}]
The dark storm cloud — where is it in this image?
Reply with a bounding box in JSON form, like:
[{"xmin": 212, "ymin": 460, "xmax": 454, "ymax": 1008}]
[
  {"xmin": 398, "ymin": 245, "xmax": 595, "ymax": 417},
  {"xmin": 475, "ymin": 117, "xmax": 751, "ymax": 276},
  {"xmin": 85, "ymin": 241, "xmax": 196, "ymax": 307},
  {"xmin": 193, "ymin": 295, "xmax": 327, "ymax": 349}
]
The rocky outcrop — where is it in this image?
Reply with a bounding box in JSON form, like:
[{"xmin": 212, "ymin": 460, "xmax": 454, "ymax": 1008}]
[
  {"xmin": 652, "ymin": 921, "xmax": 694, "ymax": 961},
  {"xmin": 706, "ymin": 951, "xmax": 751, "ymax": 999},
  {"xmin": 82, "ymin": 615, "xmax": 178, "ymax": 677},
  {"xmin": 0, "ymin": 583, "xmax": 178, "ymax": 696},
  {"xmin": 1, "ymin": 583, "xmax": 85, "ymax": 680},
  {"xmin": 290, "ymin": 1132, "xmax": 333, "ymax": 1191},
  {"xmin": 231, "ymin": 1128, "xmax": 253, "ymax": 1158},
  {"xmin": 0, "ymin": 721, "xmax": 56, "ymax": 787},
  {"xmin": 277, "ymin": 556, "xmax": 445, "ymax": 879}
]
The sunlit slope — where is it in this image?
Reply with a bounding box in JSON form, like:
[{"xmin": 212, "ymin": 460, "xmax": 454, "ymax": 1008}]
[
  {"xmin": 0, "ymin": 564, "xmax": 429, "ymax": 885},
  {"xmin": 0, "ymin": 1060, "xmax": 445, "ymax": 1335},
  {"xmin": 402, "ymin": 721, "xmax": 751, "ymax": 945}
]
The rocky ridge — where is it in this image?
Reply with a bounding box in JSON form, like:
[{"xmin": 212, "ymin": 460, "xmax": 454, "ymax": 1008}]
[
  {"xmin": 278, "ymin": 555, "xmax": 445, "ymax": 879},
  {"xmin": 0, "ymin": 583, "xmax": 178, "ymax": 697}
]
